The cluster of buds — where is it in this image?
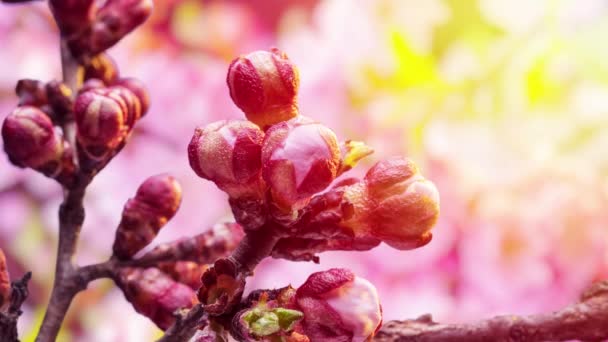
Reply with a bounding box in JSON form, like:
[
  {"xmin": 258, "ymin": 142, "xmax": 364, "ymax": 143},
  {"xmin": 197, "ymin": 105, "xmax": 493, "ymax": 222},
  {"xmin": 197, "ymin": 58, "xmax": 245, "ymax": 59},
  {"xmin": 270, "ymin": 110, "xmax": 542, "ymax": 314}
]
[
  {"xmin": 49, "ymin": 0, "xmax": 153, "ymax": 58},
  {"xmin": 0, "ymin": 249, "xmax": 10, "ymax": 310},
  {"xmin": 74, "ymin": 76, "xmax": 149, "ymax": 163},
  {"xmin": 117, "ymin": 267, "xmax": 197, "ymax": 330},
  {"xmin": 112, "ymin": 174, "xmax": 182, "ymax": 259},
  {"xmin": 231, "ymin": 268, "xmax": 382, "ymax": 342},
  {"xmin": 189, "ymin": 48, "xmax": 439, "ymax": 247}
]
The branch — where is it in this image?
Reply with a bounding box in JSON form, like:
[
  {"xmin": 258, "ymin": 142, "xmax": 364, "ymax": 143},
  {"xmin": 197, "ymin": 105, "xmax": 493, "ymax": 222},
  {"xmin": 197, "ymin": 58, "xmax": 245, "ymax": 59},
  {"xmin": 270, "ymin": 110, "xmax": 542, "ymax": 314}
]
[
  {"xmin": 375, "ymin": 281, "xmax": 608, "ymax": 342},
  {"xmin": 159, "ymin": 224, "xmax": 283, "ymax": 342},
  {"xmin": 35, "ymin": 42, "xmax": 86, "ymax": 342}
]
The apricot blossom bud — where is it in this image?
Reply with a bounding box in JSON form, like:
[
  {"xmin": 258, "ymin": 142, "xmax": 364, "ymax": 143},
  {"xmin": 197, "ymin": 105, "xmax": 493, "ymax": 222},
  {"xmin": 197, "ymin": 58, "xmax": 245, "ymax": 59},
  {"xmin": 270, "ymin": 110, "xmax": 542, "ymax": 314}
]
[
  {"xmin": 261, "ymin": 117, "xmax": 340, "ymax": 214},
  {"xmin": 343, "ymin": 157, "xmax": 440, "ymax": 250},
  {"xmin": 49, "ymin": 0, "xmax": 96, "ymax": 35},
  {"xmin": 295, "ymin": 268, "xmax": 382, "ymax": 342},
  {"xmin": 84, "ymin": 53, "xmax": 119, "ymax": 85},
  {"xmin": 113, "ymin": 174, "xmax": 182, "ymax": 259},
  {"xmin": 0, "ymin": 249, "xmax": 10, "ymax": 309},
  {"xmin": 188, "ymin": 120, "xmax": 265, "ymax": 199},
  {"xmin": 117, "ymin": 267, "xmax": 196, "ymax": 330},
  {"xmin": 2, "ymin": 106, "xmax": 74, "ymax": 182},
  {"xmin": 71, "ymin": 0, "xmax": 153, "ymax": 56},
  {"xmin": 227, "ymin": 49, "xmax": 299, "ymax": 129},
  {"xmin": 114, "ymin": 78, "xmax": 150, "ymax": 116},
  {"xmin": 74, "ymin": 88, "xmax": 130, "ymax": 158}
]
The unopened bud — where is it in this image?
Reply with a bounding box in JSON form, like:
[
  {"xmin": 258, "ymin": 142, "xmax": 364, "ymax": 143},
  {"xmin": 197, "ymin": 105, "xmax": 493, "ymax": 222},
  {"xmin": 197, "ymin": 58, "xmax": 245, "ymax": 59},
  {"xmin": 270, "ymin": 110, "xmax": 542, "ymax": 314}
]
[
  {"xmin": 15, "ymin": 79, "xmax": 47, "ymax": 107},
  {"xmin": 343, "ymin": 157, "xmax": 440, "ymax": 250},
  {"xmin": 49, "ymin": 0, "xmax": 96, "ymax": 35},
  {"xmin": 114, "ymin": 78, "xmax": 150, "ymax": 116},
  {"xmin": 2, "ymin": 106, "xmax": 74, "ymax": 181},
  {"xmin": 261, "ymin": 117, "xmax": 340, "ymax": 214},
  {"xmin": 45, "ymin": 80, "xmax": 73, "ymax": 124},
  {"xmin": 117, "ymin": 267, "xmax": 196, "ymax": 330},
  {"xmin": 74, "ymin": 89, "xmax": 129, "ymax": 158},
  {"xmin": 227, "ymin": 49, "xmax": 299, "ymax": 129},
  {"xmin": 113, "ymin": 174, "xmax": 182, "ymax": 259},
  {"xmin": 84, "ymin": 53, "xmax": 119, "ymax": 85},
  {"xmin": 296, "ymin": 268, "xmax": 382, "ymax": 342}
]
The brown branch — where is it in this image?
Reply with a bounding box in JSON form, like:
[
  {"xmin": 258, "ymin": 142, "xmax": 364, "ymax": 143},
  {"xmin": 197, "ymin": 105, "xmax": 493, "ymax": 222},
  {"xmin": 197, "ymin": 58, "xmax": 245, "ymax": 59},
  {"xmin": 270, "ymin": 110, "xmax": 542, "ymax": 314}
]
[
  {"xmin": 159, "ymin": 224, "xmax": 284, "ymax": 342},
  {"xmin": 375, "ymin": 280, "xmax": 608, "ymax": 342},
  {"xmin": 35, "ymin": 42, "xmax": 86, "ymax": 342}
]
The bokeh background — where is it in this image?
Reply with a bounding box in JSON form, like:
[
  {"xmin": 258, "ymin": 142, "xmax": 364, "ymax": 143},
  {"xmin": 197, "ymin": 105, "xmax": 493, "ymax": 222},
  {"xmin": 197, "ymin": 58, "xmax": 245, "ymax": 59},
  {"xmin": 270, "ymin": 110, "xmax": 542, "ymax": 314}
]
[{"xmin": 2, "ymin": 0, "xmax": 608, "ymax": 340}]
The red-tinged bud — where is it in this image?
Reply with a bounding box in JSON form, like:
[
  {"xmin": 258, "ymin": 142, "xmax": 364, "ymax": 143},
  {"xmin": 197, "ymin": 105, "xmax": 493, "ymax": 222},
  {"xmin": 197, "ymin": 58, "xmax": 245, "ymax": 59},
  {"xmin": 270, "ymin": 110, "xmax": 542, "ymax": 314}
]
[
  {"xmin": 80, "ymin": 79, "xmax": 106, "ymax": 94},
  {"xmin": 69, "ymin": 0, "xmax": 153, "ymax": 56},
  {"xmin": 103, "ymin": 85, "xmax": 143, "ymax": 130},
  {"xmin": 343, "ymin": 157, "xmax": 440, "ymax": 250},
  {"xmin": 2, "ymin": 106, "xmax": 65, "ymax": 172},
  {"xmin": 84, "ymin": 53, "xmax": 119, "ymax": 85},
  {"xmin": 296, "ymin": 269, "xmax": 382, "ymax": 342},
  {"xmin": 261, "ymin": 117, "xmax": 340, "ymax": 214},
  {"xmin": 15, "ymin": 79, "xmax": 47, "ymax": 107},
  {"xmin": 145, "ymin": 223, "xmax": 245, "ymax": 264},
  {"xmin": 227, "ymin": 49, "xmax": 300, "ymax": 129},
  {"xmin": 45, "ymin": 80, "xmax": 73, "ymax": 124},
  {"xmin": 159, "ymin": 261, "xmax": 207, "ymax": 290},
  {"xmin": 113, "ymin": 174, "xmax": 182, "ymax": 259},
  {"xmin": 74, "ymin": 89, "xmax": 129, "ymax": 158},
  {"xmin": 117, "ymin": 267, "xmax": 197, "ymax": 330},
  {"xmin": 188, "ymin": 120, "xmax": 265, "ymax": 199},
  {"xmin": 114, "ymin": 78, "xmax": 150, "ymax": 116},
  {"xmin": 49, "ymin": 0, "xmax": 96, "ymax": 35},
  {"xmin": 198, "ymin": 258, "xmax": 246, "ymax": 316},
  {"xmin": 0, "ymin": 249, "xmax": 10, "ymax": 309}
]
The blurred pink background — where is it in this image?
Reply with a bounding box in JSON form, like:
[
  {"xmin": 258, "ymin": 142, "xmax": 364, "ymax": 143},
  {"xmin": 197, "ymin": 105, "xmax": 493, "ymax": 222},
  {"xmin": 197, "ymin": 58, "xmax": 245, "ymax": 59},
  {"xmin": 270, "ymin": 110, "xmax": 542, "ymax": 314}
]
[{"xmin": 2, "ymin": 0, "xmax": 608, "ymax": 340}]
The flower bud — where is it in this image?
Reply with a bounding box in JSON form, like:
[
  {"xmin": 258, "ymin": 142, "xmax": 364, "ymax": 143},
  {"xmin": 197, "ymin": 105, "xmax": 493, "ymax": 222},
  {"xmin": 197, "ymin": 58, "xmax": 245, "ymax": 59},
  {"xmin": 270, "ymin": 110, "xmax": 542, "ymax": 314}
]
[
  {"xmin": 2, "ymin": 106, "xmax": 72, "ymax": 177},
  {"xmin": 261, "ymin": 117, "xmax": 340, "ymax": 214},
  {"xmin": 343, "ymin": 157, "xmax": 440, "ymax": 250},
  {"xmin": 114, "ymin": 78, "xmax": 150, "ymax": 116},
  {"xmin": 0, "ymin": 249, "xmax": 10, "ymax": 309},
  {"xmin": 49, "ymin": 0, "xmax": 96, "ymax": 35},
  {"xmin": 70, "ymin": 0, "xmax": 153, "ymax": 56},
  {"xmin": 295, "ymin": 268, "xmax": 382, "ymax": 342},
  {"xmin": 84, "ymin": 53, "xmax": 119, "ymax": 85},
  {"xmin": 158, "ymin": 261, "xmax": 207, "ymax": 290},
  {"xmin": 103, "ymin": 85, "xmax": 143, "ymax": 130},
  {"xmin": 45, "ymin": 80, "xmax": 73, "ymax": 124},
  {"xmin": 74, "ymin": 89, "xmax": 129, "ymax": 158},
  {"xmin": 80, "ymin": 79, "xmax": 106, "ymax": 94},
  {"xmin": 188, "ymin": 120, "xmax": 265, "ymax": 199},
  {"xmin": 113, "ymin": 174, "xmax": 182, "ymax": 260},
  {"xmin": 227, "ymin": 48, "xmax": 299, "ymax": 129},
  {"xmin": 15, "ymin": 79, "xmax": 47, "ymax": 107},
  {"xmin": 117, "ymin": 267, "xmax": 196, "ymax": 330},
  {"xmin": 198, "ymin": 258, "xmax": 246, "ymax": 316}
]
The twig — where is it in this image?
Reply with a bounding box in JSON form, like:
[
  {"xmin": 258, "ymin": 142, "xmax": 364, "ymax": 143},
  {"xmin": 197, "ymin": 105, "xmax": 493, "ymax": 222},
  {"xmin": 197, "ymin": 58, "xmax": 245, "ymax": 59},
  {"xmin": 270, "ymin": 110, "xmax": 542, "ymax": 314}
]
[
  {"xmin": 158, "ymin": 224, "xmax": 283, "ymax": 342},
  {"xmin": 35, "ymin": 42, "xmax": 86, "ymax": 342},
  {"xmin": 375, "ymin": 281, "xmax": 608, "ymax": 342}
]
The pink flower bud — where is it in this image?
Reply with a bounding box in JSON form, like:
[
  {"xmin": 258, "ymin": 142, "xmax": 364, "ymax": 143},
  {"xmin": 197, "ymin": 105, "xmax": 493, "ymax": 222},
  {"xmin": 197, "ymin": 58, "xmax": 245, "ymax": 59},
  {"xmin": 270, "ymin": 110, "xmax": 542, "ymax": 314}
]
[
  {"xmin": 74, "ymin": 89, "xmax": 129, "ymax": 158},
  {"xmin": 84, "ymin": 53, "xmax": 119, "ymax": 85},
  {"xmin": 343, "ymin": 157, "xmax": 440, "ymax": 250},
  {"xmin": 113, "ymin": 174, "xmax": 182, "ymax": 259},
  {"xmin": 49, "ymin": 0, "xmax": 96, "ymax": 35},
  {"xmin": 188, "ymin": 120, "xmax": 265, "ymax": 199},
  {"xmin": 15, "ymin": 79, "xmax": 47, "ymax": 107},
  {"xmin": 113, "ymin": 77, "xmax": 150, "ymax": 117},
  {"xmin": 227, "ymin": 49, "xmax": 299, "ymax": 129},
  {"xmin": 296, "ymin": 269, "xmax": 382, "ymax": 342},
  {"xmin": 261, "ymin": 117, "xmax": 340, "ymax": 213},
  {"xmin": 71, "ymin": 0, "xmax": 153, "ymax": 56},
  {"xmin": 0, "ymin": 249, "xmax": 10, "ymax": 309},
  {"xmin": 118, "ymin": 267, "xmax": 196, "ymax": 330},
  {"xmin": 2, "ymin": 106, "xmax": 66, "ymax": 172}
]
